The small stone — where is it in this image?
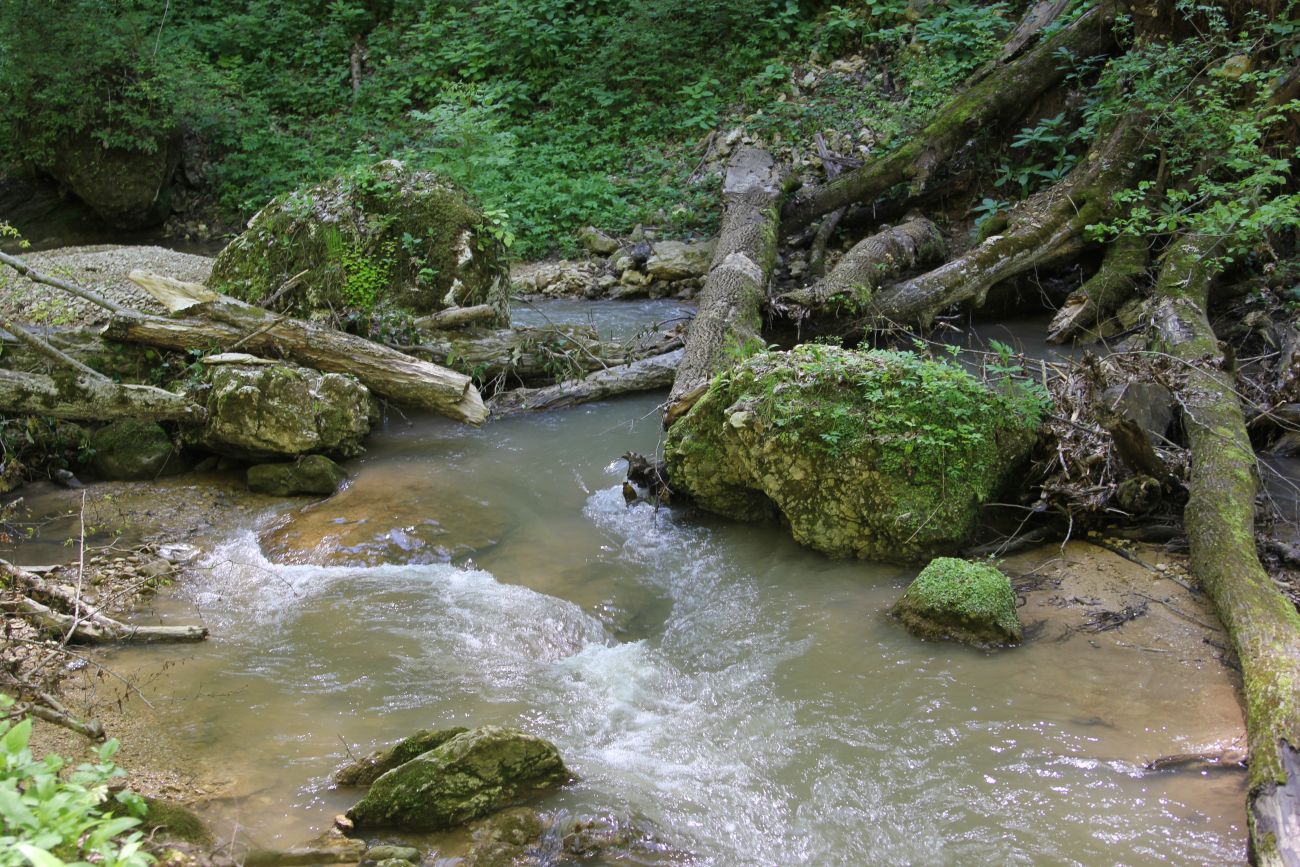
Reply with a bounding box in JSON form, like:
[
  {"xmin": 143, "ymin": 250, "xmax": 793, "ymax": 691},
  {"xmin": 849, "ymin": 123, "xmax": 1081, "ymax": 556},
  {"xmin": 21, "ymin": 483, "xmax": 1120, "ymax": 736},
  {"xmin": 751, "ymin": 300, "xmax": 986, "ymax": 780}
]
[
  {"xmin": 364, "ymin": 846, "xmax": 419, "ymax": 864},
  {"xmin": 247, "ymin": 455, "xmax": 346, "ymax": 497},
  {"xmin": 576, "ymin": 226, "xmax": 620, "ymax": 256},
  {"xmin": 333, "ymin": 815, "xmax": 354, "ymax": 833}
]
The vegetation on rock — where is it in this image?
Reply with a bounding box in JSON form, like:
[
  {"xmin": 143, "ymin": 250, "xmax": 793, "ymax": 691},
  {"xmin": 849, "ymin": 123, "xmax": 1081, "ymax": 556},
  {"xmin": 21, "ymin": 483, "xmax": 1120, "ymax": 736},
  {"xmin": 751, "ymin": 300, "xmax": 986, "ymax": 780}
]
[{"xmin": 890, "ymin": 557, "xmax": 1023, "ymax": 647}]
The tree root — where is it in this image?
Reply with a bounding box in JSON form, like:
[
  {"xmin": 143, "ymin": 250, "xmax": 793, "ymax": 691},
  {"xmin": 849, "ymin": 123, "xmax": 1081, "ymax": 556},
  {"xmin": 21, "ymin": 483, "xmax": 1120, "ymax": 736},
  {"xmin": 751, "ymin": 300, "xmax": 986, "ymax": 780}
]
[{"xmin": 1048, "ymin": 234, "xmax": 1150, "ymax": 343}]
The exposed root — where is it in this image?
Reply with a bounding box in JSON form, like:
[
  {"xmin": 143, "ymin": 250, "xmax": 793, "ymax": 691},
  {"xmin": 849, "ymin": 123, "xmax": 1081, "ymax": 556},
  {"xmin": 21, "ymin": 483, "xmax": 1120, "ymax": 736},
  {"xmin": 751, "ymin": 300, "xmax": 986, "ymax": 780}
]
[{"xmin": 1047, "ymin": 233, "xmax": 1150, "ymax": 343}]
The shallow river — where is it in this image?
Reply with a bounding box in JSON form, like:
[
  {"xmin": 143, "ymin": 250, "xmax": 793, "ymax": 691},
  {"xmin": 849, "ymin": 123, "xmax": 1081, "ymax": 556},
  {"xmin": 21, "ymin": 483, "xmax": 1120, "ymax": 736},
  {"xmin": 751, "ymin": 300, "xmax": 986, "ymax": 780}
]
[{"xmin": 22, "ymin": 307, "xmax": 1248, "ymax": 865}]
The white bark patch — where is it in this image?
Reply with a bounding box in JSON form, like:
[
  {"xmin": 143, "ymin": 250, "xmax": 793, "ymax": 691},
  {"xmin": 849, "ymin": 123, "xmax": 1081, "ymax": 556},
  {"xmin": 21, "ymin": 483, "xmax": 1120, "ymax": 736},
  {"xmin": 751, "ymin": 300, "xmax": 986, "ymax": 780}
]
[{"xmin": 716, "ymin": 251, "xmax": 763, "ymax": 285}]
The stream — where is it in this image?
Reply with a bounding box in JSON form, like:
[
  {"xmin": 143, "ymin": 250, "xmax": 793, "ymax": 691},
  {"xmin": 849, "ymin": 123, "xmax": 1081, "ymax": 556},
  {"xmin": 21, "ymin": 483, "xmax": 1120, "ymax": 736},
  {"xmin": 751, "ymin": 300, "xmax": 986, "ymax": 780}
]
[{"xmin": 10, "ymin": 300, "xmax": 1254, "ymax": 864}]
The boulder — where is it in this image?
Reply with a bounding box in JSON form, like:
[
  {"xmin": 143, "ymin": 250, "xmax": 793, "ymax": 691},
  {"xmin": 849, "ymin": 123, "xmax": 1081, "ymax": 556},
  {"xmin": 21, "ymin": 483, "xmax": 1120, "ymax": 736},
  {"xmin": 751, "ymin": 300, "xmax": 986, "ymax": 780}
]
[
  {"xmin": 461, "ymin": 807, "xmax": 546, "ymax": 867},
  {"xmin": 576, "ymin": 226, "xmax": 620, "ymax": 255},
  {"xmin": 211, "ymin": 160, "xmax": 509, "ymax": 321},
  {"xmin": 645, "ymin": 239, "xmax": 716, "ymax": 281},
  {"xmin": 190, "ymin": 363, "xmax": 371, "ymax": 460},
  {"xmin": 346, "ymin": 726, "xmax": 569, "ymax": 832},
  {"xmin": 335, "ymin": 727, "xmax": 469, "ymax": 787},
  {"xmin": 362, "ymin": 846, "xmax": 420, "ymax": 863},
  {"xmin": 664, "ymin": 347, "xmax": 1042, "ymax": 562},
  {"xmin": 247, "ymin": 455, "xmax": 347, "ymax": 497},
  {"xmin": 890, "ymin": 557, "xmax": 1023, "ymax": 646},
  {"xmin": 47, "ymin": 132, "xmax": 180, "ymax": 229},
  {"xmin": 510, "ymin": 260, "xmax": 602, "ymax": 298},
  {"xmin": 90, "ymin": 420, "xmax": 185, "ymax": 481}
]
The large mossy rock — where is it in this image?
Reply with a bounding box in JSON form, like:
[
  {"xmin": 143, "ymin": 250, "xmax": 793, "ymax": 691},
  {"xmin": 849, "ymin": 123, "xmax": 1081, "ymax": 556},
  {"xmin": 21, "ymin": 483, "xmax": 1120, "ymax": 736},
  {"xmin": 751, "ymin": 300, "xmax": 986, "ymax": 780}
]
[
  {"xmin": 210, "ymin": 160, "xmax": 510, "ymax": 320},
  {"xmin": 335, "ymin": 727, "xmax": 469, "ymax": 787},
  {"xmin": 246, "ymin": 455, "xmax": 347, "ymax": 497},
  {"xmin": 48, "ymin": 133, "xmax": 180, "ymax": 229},
  {"xmin": 890, "ymin": 557, "xmax": 1023, "ymax": 647},
  {"xmin": 90, "ymin": 420, "xmax": 185, "ymax": 481},
  {"xmin": 663, "ymin": 347, "xmax": 1042, "ymax": 562},
  {"xmin": 345, "ymin": 726, "xmax": 569, "ymax": 832},
  {"xmin": 189, "ymin": 363, "xmax": 372, "ymax": 460}
]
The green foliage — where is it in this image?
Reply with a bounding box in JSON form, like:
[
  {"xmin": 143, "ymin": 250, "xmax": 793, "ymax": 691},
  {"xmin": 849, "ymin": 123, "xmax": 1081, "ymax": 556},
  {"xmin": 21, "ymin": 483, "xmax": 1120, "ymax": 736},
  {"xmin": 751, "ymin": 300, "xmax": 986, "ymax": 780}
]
[
  {"xmin": 341, "ymin": 241, "xmax": 395, "ymax": 311},
  {"xmin": 0, "ymin": 699, "xmax": 153, "ymax": 867}
]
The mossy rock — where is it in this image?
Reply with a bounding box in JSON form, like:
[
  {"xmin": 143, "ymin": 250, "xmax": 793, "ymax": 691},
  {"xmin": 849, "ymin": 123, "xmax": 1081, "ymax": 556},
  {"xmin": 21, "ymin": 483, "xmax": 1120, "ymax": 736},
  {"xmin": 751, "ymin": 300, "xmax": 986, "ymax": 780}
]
[
  {"xmin": 890, "ymin": 557, "xmax": 1023, "ymax": 647},
  {"xmin": 47, "ymin": 132, "xmax": 180, "ymax": 229},
  {"xmin": 335, "ymin": 727, "xmax": 469, "ymax": 787},
  {"xmin": 247, "ymin": 455, "xmax": 346, "ymax": 497},
  {"xmin": 345, "ymin": 726, "xmax": 569, "ymax": 832},
  {"xmin": 189, "ymin": 363, "xmax": 372, "ymax": 460},
  {"xmin": 90, "ymin": 421, "xmax": 186, "ymax": 481},
  {"xmin": 210, "ymin": 160, "xmax": 510, "ymax": 321},
  {"xmin": 663, "ymin": 346, "xmax": 1042, "ymax": 563},
  {"xmin": 105, "ymin": 795, "xmax": 211, "ymax": 845}
]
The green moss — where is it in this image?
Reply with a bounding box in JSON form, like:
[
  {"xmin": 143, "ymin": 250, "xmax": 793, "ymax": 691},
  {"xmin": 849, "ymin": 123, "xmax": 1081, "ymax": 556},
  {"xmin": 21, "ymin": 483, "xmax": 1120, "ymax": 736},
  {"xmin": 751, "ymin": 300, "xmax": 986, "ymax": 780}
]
[
  {"xmin": 664, "ymin": 347, "xmax": 1042, "ymax": 562},
  {"xmin": 89, "ymin": 421, "xmax": 185, "ymax": 481},
  {"xmin": 890, "ymin": 557, "xmax": 1022, "ymax": 647},
  {"xmin": 210, "ymin": 161, "xmax": 509, "ymax": 321},
  {"xmin": 105, "ymin": 796, "xmax": 211, "ymax": 845},
  {"xmin": 335, "ymin": 727, "xmax": 469, "ymax": 787}
]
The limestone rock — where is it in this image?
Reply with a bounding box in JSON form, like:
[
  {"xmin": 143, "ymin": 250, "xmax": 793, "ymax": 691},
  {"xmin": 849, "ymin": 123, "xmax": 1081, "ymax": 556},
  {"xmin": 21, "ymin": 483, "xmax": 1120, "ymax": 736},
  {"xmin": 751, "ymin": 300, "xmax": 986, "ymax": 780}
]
[
  {"xmin": 335, "ymin": 727, "xmax": 469, "ymax": 787},
  {"xmin": 362, "ymin": 846, "xmax": 420, "ymax": 863},
  {"xmin": 48, "ymin": 132, "xmax": 180, "ymax": 229},
  {"xmin": 510, "ymin": 260, "xmax": 602, "ymax": 298},
  {"xmin": 211, "ymin": 160, "xmax": 509, "ymax": 321},
  {"xmin": 247, "ymin": 455, "xmax": 346, "ymax": 497},
  {"xmin": 645, "ymin": 239, "xmax": 716, "ymax": 281},
  {"xmin": 90, "ymin": 421, "xmax": 186, "ymax": 481},
  {"xmin": 576, "ymin": 226, "xmax": 620, "ymax": 255},
  {"xmin": 190, "ymin": 363, "xmax": 371, "ymax": 460},
  {"xmin": 664, "ymin": 347, "xmax": 1041, "ymax": 562},
  {"xmin": 346, "ymin": 726, "xmax": 569, "ymax": 831},
  {"xmin": 890, "ymin": 557, "xmax": 1023, "ymax": 647}
]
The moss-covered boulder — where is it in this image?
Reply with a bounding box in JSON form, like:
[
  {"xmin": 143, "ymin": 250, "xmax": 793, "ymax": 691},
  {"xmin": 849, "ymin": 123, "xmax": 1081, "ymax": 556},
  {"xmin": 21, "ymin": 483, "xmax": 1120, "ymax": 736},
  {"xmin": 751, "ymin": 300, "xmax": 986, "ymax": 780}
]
[
  {"xmin": 90, "ymin": 421, "xmax": 186, "ymax": 480},
  {"xmin": 335, "ymin": 727, "xmax": 469, "ymax": 787},
  {"xmin": 345, "ymin": 726, "xmax": 569, "ymax": 832},
  {"xmin": 663, "ymin": 346, "xmax": 1042, "ymax": 562},
  {"xmin": 890, "ymin": 557, "xmax": 1023, "ymax": 646},
  {"xmin": 247, "ymin": 455, "xmax": 347, "ymax": 497},
  {"xmin": 48, "ymin": 132, "xmax": 180, "ymax": 229},
  {"xmin": 211, "ymin": 160, "xmax": 509, "ymax": 321},
  {"xmin": 189, "ymin": 363, "xmax": 371, "ymax": 460},
  {"xmin": 105, "ymin": 795, "xmax": 211, "ymax": 845}
]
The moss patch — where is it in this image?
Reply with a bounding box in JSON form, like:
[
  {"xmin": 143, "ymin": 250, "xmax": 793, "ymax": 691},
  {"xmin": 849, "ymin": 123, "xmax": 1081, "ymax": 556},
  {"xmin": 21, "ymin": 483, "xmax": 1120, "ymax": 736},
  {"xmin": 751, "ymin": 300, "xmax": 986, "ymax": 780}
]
[
  {"xmin": 664, "ymin": 346, "xmax": 1043, "ymax": 562},
  {"xmin": 890, "ymin": 557, "xmax": 1023, "ymax": 647},
  {"xmin": 335, "ymin": 727, "xmax": 469, "ymax": 787},
  {"xmin": 210, "ymin": 160, "xmax": 509, "ymax": 321}
]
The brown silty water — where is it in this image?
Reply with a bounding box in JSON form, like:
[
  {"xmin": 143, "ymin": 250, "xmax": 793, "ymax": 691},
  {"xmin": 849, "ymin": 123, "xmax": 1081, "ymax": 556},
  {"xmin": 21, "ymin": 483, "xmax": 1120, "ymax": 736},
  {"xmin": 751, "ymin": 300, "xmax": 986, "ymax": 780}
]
[{"xmin": 6, "ymin": 311, "xmax": 1257, "ymax": 865}]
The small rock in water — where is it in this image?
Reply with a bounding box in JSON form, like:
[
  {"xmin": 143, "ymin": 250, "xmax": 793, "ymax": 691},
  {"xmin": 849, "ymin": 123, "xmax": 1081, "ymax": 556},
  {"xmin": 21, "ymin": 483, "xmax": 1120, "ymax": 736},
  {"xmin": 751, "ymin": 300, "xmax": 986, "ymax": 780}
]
[
  {"xmin": 890, "ymin": 557, "xmax": 1023, "ymax": 647},
  {"xmin": 52, "ymin": 468, "xmax": 82, "ymax": 488},
  {"xmin": 363, "ymin": 847, "xmax": 420, "ymax": 864},
  {"xmin": 157, "ymin": 543, "xmax": 201, "ymax": 565},
  {"xmin": 247, "ymin": 455, "xmax": 346, "ymax": 497}
]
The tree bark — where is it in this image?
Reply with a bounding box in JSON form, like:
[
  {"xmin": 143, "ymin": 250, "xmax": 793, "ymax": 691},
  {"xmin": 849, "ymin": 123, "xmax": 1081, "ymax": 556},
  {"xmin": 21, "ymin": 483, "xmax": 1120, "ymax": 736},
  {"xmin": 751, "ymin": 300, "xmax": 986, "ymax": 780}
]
[
  {"xmin": 777, "ymin": 216, "xmax": 945, "ymax": 316},
  {"xmin": 488, "ymin": 349, "xmax": 682, "ymax": 415},
  {"xmin": 666, "ymin": 147, "xmax": 787, "ymax": 425},
  {"xmin": 1047, "ymin": 233, "xmax": 1149, "ymax": 343},
  {"xmin": 121, "ymin": 271, "xmax": 487, "ymax": 423},
  {"xmin": 0, "ymin": 368, "xmax": 205, "ymax": 422},
  {"xmin": 414, "ymin": 304, "xmax": 499, "ymax": 331},
  {"xmin": 780, "ymin": 2, "xmax": 1118, "ymax": 232},
  {"xmin": 1147, "ymin": 234, "xmax": 1300, "ymax": 866}
]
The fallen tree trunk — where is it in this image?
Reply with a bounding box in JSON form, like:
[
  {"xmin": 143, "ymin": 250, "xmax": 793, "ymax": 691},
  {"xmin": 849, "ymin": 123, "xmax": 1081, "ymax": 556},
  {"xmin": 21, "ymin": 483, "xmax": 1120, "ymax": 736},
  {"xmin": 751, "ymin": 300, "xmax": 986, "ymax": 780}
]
[
  {"xmin": 1148, "ymin": 234, "xmax": 1300, "ymax": 865},
  {"xmin": 777, "ymin": 216, "xmax": 945, "ymax": 316},
  {"xmin": 780, "ymin": 2, "xmax": 1118, "ymax": 232},
  {"xmin": 1047, "ymin": 233, "xmax": 1149, "ymax": 343},
  {"xmin": 414, "ymin": 304, "xmax": 499, "ymax": 331},
  {"xmin": 667, "ymin": 147, "xmax": 788, "ymax": 425},
  {"xmin": 0, "ymin": 367, "xmax": 205, "ymax": 422},
  {"xmin": 863, "ymin": 120, "xmax": 1141, "ymax": 328},
  {"xmin": 121, "ymin": 271, "xmax": 487, "ymax": 423},
  {"xmin": 489, "ymin": 349, "xmax": 682, "ymax": 415}
]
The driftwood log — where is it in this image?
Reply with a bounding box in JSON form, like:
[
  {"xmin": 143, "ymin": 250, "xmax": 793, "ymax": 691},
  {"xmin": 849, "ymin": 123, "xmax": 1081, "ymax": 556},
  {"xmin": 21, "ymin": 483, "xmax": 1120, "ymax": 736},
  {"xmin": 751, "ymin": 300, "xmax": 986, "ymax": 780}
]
[
  {"xmin": 666, "ymin": 147, "xmax": 788, "ymax": 425},
  {"xmin": 1147, "ymin": 235, "xmax": 1300, "ymax": 865},
  {"xmin": 489, "ymin": 349, "xmax": 682, "ymax": 415},
  {"xmin": 0, "ymin": 368, "xmax": 205, "ymax": 422},
  {"xmin": 125, "ymin": 271, "xmax": 487, "ymax": 423}
]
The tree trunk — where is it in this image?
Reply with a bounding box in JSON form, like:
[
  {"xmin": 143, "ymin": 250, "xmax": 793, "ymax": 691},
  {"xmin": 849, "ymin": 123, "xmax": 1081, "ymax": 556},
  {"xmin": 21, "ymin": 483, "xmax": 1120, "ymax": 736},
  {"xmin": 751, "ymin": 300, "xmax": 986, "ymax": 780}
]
[
  {"xmin": 1047, "ymin": 233, "xmax": 1149, "ymax": 343},
  {"xmin": 1147, "ymin": 234, "xmax": 1300, "ymax": 866},
  {"xmin": 488, "ymin": 349, "xmax": 682, "ymax": 415},
  {"xmin": 666, "ymin": 148, "xmax": 787, "ymax": 425},
  {"xmin": 0, "ymin": 368, "xmax": 205, "ymax": 422},
  {"xmin": 414, "ymin": 304, "xmax": 499, "ymax": 331},
  {"xmin": 863, "ymin": 120, "xmax": 1140, "ymax": 327},
  {"xmin": 780, "ymin": 2, "xmax": 1118, "ymax": 232},
  {"xmin": 777, "ymin": 216, "xmax": 945, "ymax": 316},
  {"xmin": 121, "ymin": 272, "xmax": 488, "ymax": 423}
]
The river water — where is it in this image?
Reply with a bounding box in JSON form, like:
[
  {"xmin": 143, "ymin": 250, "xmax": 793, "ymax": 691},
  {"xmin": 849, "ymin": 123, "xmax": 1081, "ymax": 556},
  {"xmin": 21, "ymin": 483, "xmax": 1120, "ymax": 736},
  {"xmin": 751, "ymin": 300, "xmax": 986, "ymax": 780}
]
[{"xmin": 12, "ymin": 302, "xmax": 1251, "ymax": 865}]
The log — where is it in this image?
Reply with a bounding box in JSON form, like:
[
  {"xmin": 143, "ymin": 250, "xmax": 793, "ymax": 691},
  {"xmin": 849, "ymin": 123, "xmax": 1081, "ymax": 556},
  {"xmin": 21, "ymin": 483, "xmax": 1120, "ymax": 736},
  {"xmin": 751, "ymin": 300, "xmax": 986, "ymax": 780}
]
[
  {"xmin": 122, "ymin": 271, "xmax": 487, "ymax": 424},
  {"xmin": 777, "ymin": 217, "xmax": 945, "ymax": 316},
  {"xmin": 488, "ymin": 349, "xmax": 683, "ymax": 415},
  {"xmin": 0, "ymin": 316, "xmax": 105, "ymax": 380},
  {"xmin": 780, "ymin": 3, "xmax": 1118, "ymax": 232},
  {"xmin": 1047, "ymin": 233, "xmax": 1149, "ymax": 343},
  {"xmin": 666, "ymin": 147, "xmax": 787, "ymax": 423},
  {"xmin": 1147, "ymin": 234, "xmax": 1300, "ymax": 866},
  {"xmin": 0, "ymin": 367, "xmax": 205, "ymax": 422},
  {"xmin": 414, "ymin": 304, "xmax": 498, "ymax": 331},
  {"xmin": 863, "ymin": 120, "xmax": 1141, "ymax": 328}
]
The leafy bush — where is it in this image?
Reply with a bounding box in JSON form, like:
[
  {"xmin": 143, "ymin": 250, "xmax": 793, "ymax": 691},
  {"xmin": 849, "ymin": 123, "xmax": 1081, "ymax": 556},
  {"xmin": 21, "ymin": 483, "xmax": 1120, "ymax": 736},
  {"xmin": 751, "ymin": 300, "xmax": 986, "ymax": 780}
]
[{"xmin": 0, "ymin": 698, "xmax": 153, "ymax": 867}]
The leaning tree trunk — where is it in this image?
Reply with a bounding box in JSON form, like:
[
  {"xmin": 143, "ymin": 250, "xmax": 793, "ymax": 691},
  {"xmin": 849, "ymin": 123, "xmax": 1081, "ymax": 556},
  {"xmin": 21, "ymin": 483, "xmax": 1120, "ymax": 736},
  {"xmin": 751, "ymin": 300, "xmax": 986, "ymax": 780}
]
[
  {"xmin": 1148, "ymin": 234, "xmax": 1300, "ymax": 866},
  {"xmin": 780, "ymin": 1, "xmax": 1118, "ymax": 232},
  {"xmin": 666, "ymin": 147, "xmax": 788, "ymax": 426},
  {"xmin": 861, "ymin": 119, "xmax": 1141, "ymax": 328}
]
